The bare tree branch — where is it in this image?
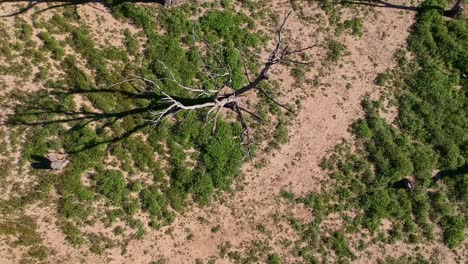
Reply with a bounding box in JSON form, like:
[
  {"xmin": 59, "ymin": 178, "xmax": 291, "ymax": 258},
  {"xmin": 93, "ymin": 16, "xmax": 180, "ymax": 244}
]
[
  {"xmin": 239, "ymin": 51, "xmax": 252, "ymax": 83},
  {"xmin": 281, "ymin": 58, "xmax": 312, "ymax": 65},
  {"xmin": 232, "ymin": 102, "xmax": 253, "ymax": 159},
  {"xmin": 285, "ymin": 42, "xmax": 320, "ymax": 55},
  {"xmin": 256, "ymin": 87, "xmax": 295, "ymax": 113},
  {"xmin": 108, "ymin": 10, "xmax": 317, "ymax": 153},
  {"xmin": 237, "ymin": 106, "xmax": 263, "ymax": 122},
  {"xmin": 157, "ymin": 60, "xmax": 218, "ymax": 95}
]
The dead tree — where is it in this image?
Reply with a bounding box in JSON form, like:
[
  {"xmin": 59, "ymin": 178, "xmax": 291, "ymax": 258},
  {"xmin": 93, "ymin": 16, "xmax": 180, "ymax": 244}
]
[{"xmin": 116, "ymin": 11, "xmax": 316, "ymax": 155}]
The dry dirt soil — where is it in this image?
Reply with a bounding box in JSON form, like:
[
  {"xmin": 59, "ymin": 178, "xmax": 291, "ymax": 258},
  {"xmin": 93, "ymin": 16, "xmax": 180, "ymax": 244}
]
[{"xmin": 0, "ymin": 0, "xmax": 466, "ymax": 263}]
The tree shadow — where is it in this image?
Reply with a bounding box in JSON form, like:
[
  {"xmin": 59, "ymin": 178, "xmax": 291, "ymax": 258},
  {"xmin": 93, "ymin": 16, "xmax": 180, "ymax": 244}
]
[
  {"xmin": 433, "ymin": 163, "xmax": 468, "ymax": 183},
  {"xmin": 334, "ymin": 0, "xmax": 418, "ymax": 12},
  {"xmin": 7, "ymin": 87, "xmax": 157, "ymax": 153},
  {"xmin": 8, "ymin": 86, "xmax": 212, "ymax": 154},
  {"xmin": 332, "ymin": 0, "xmax": 464, "ymax": 17},
  {"xmin": 0, "ymin": 0, "xmax": 166, "ymax": 17}
]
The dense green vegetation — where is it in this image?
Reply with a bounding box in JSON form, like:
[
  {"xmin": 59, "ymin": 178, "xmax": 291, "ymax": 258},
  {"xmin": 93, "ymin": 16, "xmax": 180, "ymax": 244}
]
[
  {"xmin": 28, "ymin": 7, "xmax": 255, "ymax": 219},
  {"xmin": 288, "ymin": 0, "xmax": 466, "ymax": 262},
  {"xmin": 0, "ymin": 1, "xmax": 299, "ymax": 257}
]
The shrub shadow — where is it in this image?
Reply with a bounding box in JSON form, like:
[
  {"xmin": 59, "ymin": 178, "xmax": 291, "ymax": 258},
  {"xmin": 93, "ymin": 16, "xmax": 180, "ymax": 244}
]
[{"xmin": 31, "ymin": 155, "xmax": 51, "ymax": 169}]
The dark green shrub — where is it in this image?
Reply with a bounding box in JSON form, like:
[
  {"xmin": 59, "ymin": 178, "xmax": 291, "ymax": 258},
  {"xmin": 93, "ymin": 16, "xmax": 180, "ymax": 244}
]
[
  {"xmin": 123, "ymin": 28, "xmax": 139, "ymax": 56},
  {"xmin": 28, "ymin": 245, "xmax": 49, "ymax": 260},
  {"xmin": 268, "ymin": 254, "xmax": 282, "ymax": 264},
  {"xmin": 59, "ymin": 221, "xmax": 85, "ymax": 246},
  {"xmin": 16, "ymin": 19, "xmax": 33, "ymax": 42},
  {"xmin": 280, "ymin": 190, "xmax": 295, "ymax": 201},
  {"xmin": 220, "ymin": 0, "xmax": 232, "ymax": 8},
  {"xmin": 325, "ymin": 40, "xmax": 346, "ymax": 63},
  {"xmin": 191, "ymin": 172, "xmax": 214, "ymax": 205},
  {"xmin": 93, "ymin": 169, "xmax": 129, "ymax": 205},
  {"xmin": 441, "ymin": 215, "xmax": 465, "ymax": 248},
  {"xmin": 329, "ymin": 232, "xmax": 353, "ymax": 259},
  {"xmin": 38, "ymin": 32, "xmax": 64, "ymax": 60},
  {"xmin": 140, "ymin": 186, "xmax": 170, "ymax": 221},
  {"xmin": 198, "ymin": 121, "xmax": 244, "ymax": 189}
]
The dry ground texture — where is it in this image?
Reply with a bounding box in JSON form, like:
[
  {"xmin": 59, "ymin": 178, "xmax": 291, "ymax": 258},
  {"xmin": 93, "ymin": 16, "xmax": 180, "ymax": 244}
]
[{"xmin": 0, "ymin": 0, "xmax": 466, "ymax": 263}]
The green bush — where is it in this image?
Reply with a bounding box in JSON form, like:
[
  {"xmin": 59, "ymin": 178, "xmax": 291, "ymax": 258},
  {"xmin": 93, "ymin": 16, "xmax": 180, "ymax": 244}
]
[
  {"xmin": 38, "ymin": 32, "xmax": 64, "ymax": 60},
  {"xmin": 93, "ymin": 169, "xmax": 129, "ymax": 205},
  {"xmin": 441, "ymin": 215, "xmax": 465, "ymax": 248},
  {"xmin": 140, "ymin": 186, "xmax": 170, "ymax": 220},
  {"xmin": 280, "ymin": 190, "xmax": 295, "ymax": 201},
  {"xmin": 16, "ymin": 19, "xmax": 33, "ymax": 42},
  {"xmin": 28, "ymin": 245, "xmax": 49, "ymax": 260},
  {"xmin": 198, "ymin": 121, "xmax": 244, "ymax": 189},
  {"xmin": 59, "ymin": 221, "xmax": 85, "ymax": 246},
  {"xmin": 191, "ymin": 172, "xmax": 214, "ymax": 205},
  {"xmin": 336, "ymin": 18, "xmax": 363, "ymax": 37},
  {"xmin": 325, "ymin": 39, "xmax": 346, "ymax": 63},
  {"xmin": 268, "ymin": 254, "xmax": 282, "ymax": 264},
  {"xmin": 329, "ymin": 232, "xmax": 353, "ymax": 259},
  {"xmin": 123, "ymin": 28, "xmax": 139, "ymax": 56}
]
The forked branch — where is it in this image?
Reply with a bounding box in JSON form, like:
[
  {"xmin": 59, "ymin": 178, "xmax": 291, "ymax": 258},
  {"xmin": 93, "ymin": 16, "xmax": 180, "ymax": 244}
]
[{"xmin": 111, "ymin": 11, "xmax": 317, "ymax": 152}]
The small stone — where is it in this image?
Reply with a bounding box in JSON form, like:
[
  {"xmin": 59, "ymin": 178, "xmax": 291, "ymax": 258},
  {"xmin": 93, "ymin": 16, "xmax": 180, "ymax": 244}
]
[
  {"xmin": 47, "ymin": 152, "xmax": 66, "ymax": 162},
  {"xmin": 46, "ymin": 151, "xmax": 69, "ymax": 170},
  {"xmin": 50, "ymin": 159, "xmax": 70, "ymax": 170}
]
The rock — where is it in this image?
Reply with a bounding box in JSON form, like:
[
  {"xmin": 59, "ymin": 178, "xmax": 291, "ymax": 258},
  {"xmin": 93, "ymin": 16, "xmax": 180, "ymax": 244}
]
[
  {"xmin": 402, "ymin": 178, "xmax": 414, "ymax": 190},
  {"xmin": 50, "ymin": 159, "xmax": 70, "ymax": 170},
  {"xmin": 47, "ymin": 152, "xmax": 66, "ymax": 162},
  {"xmin": 392, "ymin": 178, "xmax": 415, "ymax": 190},
  {"xmin": 46, "ymin": 152, "xmax": 69, "ymax": 170}
]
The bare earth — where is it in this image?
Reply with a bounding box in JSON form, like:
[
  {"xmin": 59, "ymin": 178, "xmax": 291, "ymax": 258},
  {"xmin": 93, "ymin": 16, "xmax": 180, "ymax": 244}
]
[{"xmin": 0, "ymin": 0, "xmax": 466, "ymax": 263}]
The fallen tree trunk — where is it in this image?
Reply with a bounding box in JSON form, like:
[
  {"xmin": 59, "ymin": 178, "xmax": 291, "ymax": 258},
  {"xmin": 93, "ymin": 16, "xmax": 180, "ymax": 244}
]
[{"xmin": 115, "ymin": 11, "xmax": 318, "ymax": 156}]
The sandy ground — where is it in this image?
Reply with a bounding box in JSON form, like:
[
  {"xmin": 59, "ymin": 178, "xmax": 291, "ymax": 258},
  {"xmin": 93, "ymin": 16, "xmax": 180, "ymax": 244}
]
[{"xmin": 1, "ymin": 0, "xmax": 466, "ymax": 263}]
